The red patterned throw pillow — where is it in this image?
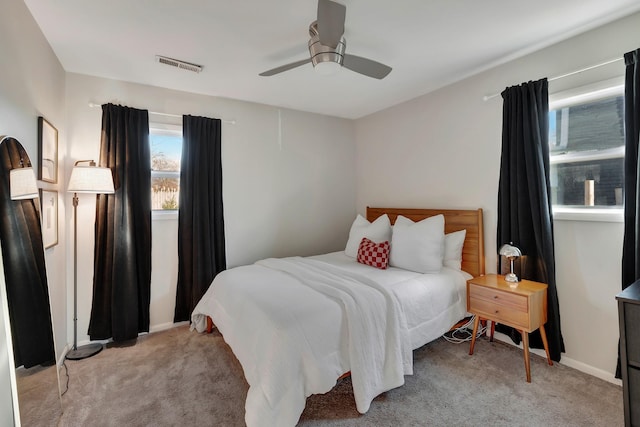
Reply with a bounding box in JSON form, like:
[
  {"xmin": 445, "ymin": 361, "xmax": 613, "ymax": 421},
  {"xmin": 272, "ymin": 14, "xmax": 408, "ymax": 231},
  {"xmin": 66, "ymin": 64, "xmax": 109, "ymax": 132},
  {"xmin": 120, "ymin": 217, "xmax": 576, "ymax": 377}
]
[{"xmin": 357, "ymin": 237, "xmax": 390, "ymax": 269}]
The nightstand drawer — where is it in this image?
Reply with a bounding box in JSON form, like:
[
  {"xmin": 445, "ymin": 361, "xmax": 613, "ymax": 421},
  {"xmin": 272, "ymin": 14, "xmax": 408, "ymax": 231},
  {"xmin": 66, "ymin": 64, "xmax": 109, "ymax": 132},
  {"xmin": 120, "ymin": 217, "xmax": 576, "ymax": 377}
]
[
  {"xmin": 469, "ymin": 297, "xmax": 528, "ymax": 328},
  {"xmin": 468, "ymin": 284, "xmax": 528, "ymax": 312}
]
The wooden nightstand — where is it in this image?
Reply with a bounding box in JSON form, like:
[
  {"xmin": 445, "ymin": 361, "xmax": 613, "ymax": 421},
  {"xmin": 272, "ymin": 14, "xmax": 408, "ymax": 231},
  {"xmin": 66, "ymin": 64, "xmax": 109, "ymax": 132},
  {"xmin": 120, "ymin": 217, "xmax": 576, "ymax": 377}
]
[{"xmin": 467, "ymin": 274, "xmax": 553, "ymax": 382}]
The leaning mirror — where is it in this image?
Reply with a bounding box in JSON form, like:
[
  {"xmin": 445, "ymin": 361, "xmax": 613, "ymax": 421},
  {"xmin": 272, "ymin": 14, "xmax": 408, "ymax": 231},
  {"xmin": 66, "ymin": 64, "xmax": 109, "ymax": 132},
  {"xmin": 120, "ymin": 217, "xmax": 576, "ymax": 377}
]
[{"xmin": 0, "ymin": 136, "xmax": 61, "ymax": 423}]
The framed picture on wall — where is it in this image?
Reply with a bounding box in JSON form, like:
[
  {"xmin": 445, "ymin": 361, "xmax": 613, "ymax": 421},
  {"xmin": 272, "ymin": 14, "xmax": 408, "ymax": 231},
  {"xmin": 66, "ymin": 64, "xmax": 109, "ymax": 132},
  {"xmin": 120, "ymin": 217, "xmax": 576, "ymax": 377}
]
[
  {"xmin": 37, "ymin": 116, "xmax": 58, "ymax": 183},
  {"xmin": 39, "ymin": 189, "xmax": 58, "ymax": 249}
]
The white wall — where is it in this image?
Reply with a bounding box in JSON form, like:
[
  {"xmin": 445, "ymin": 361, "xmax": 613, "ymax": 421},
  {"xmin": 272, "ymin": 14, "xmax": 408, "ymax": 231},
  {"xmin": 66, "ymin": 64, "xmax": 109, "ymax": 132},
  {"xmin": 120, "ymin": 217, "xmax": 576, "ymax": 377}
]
[
  {"xmin": 65, "ymin": 73, "xmax": 357, "ymax": 341},
  {"xmin": 355, "ymin": 11, "xmax": 640, "ymax": 381},
  {"xmin": 0, "ymin": 0, "xmax": 69, "ymax": 422}
]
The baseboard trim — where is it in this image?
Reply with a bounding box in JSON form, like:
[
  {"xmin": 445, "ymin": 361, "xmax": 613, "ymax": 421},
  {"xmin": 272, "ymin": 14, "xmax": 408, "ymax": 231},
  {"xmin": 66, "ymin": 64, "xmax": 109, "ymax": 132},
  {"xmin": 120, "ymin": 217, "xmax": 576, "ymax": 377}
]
[
  {"xmin": 491, "ymin": 331, "xmax": 622, "ymax": 386},
  {"xmin": 57, "ymin": 344, "xmax": 69, "ymax": 367},
  {"xmin": 66, "ymin": 321, "xmax": 189, "ymax": 357},
  {"xmin": 558, "ymin": 354, "xmax": 622, "ymax": 386},
  {"xmin": 150, "ymin": 321, "xmax": 189, "ymax": 333}
]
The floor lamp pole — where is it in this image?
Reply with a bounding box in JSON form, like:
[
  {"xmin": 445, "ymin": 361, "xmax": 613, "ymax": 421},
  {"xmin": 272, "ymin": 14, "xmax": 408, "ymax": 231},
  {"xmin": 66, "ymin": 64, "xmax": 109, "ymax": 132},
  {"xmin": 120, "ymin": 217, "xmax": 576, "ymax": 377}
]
[{"xmin": 66, "ymin": 193, "xmax": 103, "ymax": 360}]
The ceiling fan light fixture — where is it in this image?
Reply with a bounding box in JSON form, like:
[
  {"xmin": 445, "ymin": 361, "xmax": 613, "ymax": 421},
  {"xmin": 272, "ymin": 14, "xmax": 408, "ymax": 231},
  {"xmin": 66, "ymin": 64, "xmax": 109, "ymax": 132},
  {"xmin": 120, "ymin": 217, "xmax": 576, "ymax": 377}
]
[
  {"xmin": 308, "ymin": 32, "xmax": 345, "ymax": 75},
  {"xmin": 313, "ymin": 60, "xmax": 342, "ymax": 75}
]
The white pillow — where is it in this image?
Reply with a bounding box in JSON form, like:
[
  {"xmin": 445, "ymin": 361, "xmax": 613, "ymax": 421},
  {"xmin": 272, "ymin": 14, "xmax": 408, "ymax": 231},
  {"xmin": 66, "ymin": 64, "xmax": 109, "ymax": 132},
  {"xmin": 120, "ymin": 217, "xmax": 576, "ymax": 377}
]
[
  {"xmin": 345, "ymin": 214, "xmax": 392, "ymax": 258},
  {"xmin": 444, "ymin": 229, "xmax": 466, "ymax": 270},
  {"xmin": 390, "ymin": 215, "xmax": 445, "ymax": 273}
]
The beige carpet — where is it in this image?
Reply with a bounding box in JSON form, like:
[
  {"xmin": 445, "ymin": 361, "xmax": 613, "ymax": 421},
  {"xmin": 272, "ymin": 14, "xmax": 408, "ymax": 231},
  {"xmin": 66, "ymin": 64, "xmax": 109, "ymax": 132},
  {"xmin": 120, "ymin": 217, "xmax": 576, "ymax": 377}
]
[{"xmin": 17, "ymin": 325, "xmax": 622, "ymax": 426}]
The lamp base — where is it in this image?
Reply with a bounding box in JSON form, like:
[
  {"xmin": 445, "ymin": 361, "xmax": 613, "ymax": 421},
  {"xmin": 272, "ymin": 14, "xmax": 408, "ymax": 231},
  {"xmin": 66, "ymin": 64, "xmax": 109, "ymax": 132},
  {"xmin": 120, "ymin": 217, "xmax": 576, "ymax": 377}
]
[
  {"xmin": 66, "ymin": 343, "xmax": 103, "ymax": 360},
  {"xmin": 505, "ymin": 272, "xmax": 519, "ymax": 283}
]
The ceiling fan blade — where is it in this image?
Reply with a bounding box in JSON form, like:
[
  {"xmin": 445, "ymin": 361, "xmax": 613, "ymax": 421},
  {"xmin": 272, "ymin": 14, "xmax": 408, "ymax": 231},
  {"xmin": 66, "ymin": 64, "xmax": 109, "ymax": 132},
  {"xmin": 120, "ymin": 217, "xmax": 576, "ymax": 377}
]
[
  {"xmin": 343, "ymin": 54, "xmax": 392, "ymax": 79},
  {"xmin": 259, "ymin": 58, "xmax": 311, "ymax": 76},
  {"xmin": 317, "ymin": 0, "xmax": 345, "ymax": 48}
]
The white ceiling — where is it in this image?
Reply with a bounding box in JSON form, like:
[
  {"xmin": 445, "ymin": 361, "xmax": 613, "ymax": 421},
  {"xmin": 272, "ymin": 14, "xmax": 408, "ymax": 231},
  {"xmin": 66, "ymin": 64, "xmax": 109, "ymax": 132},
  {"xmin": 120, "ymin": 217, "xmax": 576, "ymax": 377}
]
[{"xmin": 22, "ymin": 0, "xmax": 640, "ymax": 119}]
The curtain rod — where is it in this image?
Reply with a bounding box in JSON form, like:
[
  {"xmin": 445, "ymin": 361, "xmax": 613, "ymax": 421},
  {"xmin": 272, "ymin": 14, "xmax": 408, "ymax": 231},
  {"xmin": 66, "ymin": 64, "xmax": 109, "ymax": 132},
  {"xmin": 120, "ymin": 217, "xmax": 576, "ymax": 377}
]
[
  {"xmin": 482, "ymin": 57, "xmax": 624, "ymax": 102},
  {"xmin": 88, "ymin": 102, "xmax": 236, "ymax": 124}
]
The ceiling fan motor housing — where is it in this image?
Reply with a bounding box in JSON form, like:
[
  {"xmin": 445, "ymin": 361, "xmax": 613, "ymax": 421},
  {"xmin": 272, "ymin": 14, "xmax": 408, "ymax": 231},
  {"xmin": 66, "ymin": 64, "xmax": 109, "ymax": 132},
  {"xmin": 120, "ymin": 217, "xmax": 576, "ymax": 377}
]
[{"xmin": 308, "ymin": 22, "xmax": 345, "ymax": 68}]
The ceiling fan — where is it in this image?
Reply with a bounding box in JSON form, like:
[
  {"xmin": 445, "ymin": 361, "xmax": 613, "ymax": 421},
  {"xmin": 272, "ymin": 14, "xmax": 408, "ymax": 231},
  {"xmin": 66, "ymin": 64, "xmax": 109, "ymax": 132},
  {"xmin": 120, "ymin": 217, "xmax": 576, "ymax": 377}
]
[{"xmin": 259, "ymin": 0, "xmax": 392, "ymax": 79}]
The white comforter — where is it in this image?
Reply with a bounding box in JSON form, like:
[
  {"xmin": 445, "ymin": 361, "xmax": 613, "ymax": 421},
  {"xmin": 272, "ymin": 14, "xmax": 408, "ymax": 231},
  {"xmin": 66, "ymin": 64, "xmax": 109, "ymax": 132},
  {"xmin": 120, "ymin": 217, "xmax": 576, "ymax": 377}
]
[{"xmin": 191, "ymin": 253, "xmax": 467, "ymax": 426}]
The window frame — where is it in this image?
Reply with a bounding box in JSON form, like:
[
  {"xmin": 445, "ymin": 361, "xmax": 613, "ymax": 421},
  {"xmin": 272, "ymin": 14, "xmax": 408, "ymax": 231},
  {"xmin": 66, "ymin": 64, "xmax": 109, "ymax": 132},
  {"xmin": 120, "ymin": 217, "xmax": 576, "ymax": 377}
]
[
  {"xmin": 149, "ymin": 123, "xmax": 182, "ymax": 219},
  {"xmin": 548, "ymin": 77, "xmax": 625, "ymax": 223}
]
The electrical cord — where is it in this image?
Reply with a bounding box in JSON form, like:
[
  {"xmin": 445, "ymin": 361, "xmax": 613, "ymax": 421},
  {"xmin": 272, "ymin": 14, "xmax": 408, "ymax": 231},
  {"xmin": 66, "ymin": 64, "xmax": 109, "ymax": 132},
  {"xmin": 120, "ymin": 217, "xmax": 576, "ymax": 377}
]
[
  {"xmin": 60, "ymin": 360, "xmax": 70, "ymax": 397},
  {"xmin": 442, "ymin": 315, "xmax": 487, "ymax": 344}
]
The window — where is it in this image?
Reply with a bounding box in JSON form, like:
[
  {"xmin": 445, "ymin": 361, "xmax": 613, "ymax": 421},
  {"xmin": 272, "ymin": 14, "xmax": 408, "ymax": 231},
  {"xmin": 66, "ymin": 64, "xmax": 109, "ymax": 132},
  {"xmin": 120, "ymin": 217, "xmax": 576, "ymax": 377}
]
[
  {"xmin": 549, "ymin": 81, "xmax": 624, "ymax": 214},
  {"xmin": 150, "ymin": 125, "xmax": 182, "ymax": 211}
]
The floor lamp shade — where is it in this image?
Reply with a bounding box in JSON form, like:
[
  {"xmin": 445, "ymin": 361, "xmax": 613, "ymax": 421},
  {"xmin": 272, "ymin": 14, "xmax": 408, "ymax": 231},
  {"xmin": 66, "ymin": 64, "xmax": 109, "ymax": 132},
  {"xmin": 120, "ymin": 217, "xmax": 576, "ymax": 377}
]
[
  {"xmin": 68, "ymin": 165, "xmax": 114, "ymax": 194},
  {"xmin": 66, "ymin": 162, "xmax": 114, "ymax": 360},
  {"xmin": 10, "ymin": 167, "xmax": 39, "ymax": 200}
]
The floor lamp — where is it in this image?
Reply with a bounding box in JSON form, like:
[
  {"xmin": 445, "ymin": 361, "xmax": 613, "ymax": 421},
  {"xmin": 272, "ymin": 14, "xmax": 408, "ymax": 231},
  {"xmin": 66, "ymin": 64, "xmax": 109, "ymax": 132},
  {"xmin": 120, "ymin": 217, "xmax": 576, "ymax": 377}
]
[{"xmin": 66, "ymin": 160, "xmax": 114, "ymax": 360}]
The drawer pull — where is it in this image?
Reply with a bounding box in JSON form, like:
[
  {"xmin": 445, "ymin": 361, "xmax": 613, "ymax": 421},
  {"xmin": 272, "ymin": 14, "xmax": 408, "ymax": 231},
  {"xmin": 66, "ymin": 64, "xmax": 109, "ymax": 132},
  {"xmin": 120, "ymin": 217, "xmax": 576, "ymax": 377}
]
[{"xmin": 494, "ymin": 295, "xmax": 499, "ymax": 299}]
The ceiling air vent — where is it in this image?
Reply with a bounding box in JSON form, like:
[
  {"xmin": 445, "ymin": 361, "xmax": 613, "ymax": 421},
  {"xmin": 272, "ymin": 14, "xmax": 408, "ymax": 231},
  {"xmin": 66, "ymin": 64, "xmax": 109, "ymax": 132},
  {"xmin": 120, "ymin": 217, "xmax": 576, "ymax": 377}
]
[{"xmin": 155, "ymin": 55, "xmax": 203, "ymax": 73}]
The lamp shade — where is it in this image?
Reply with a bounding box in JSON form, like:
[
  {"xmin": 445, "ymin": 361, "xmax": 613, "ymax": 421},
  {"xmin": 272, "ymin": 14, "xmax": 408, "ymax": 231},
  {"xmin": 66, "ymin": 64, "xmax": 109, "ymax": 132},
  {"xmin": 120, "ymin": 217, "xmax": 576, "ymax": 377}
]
[
  {"xmin": 68, "ymin": 165, "xmax": 114, "ymax": 194},
  {"xmin": 499, "ymin": 243, "xmax": 522, "ymax": 258},
  {"xmin": 10, "ymin": 167, "xmax": 39, "ymax": 200}
]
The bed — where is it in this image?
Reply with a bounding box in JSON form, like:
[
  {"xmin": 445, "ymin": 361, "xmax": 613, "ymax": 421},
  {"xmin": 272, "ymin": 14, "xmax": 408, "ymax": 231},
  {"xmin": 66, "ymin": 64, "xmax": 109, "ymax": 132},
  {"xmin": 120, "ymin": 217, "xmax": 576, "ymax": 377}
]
[{"xmin": 191, "ymin": 207, "xmax": 484, "ymax": 426}]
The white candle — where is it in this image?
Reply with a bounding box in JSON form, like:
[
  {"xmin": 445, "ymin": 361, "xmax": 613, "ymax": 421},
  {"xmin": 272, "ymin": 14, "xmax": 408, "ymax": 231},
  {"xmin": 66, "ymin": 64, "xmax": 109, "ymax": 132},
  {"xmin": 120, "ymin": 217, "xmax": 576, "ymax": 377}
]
[{"xmin": 584, "ymin": 180, "xmax": 595, "ymax": 206}]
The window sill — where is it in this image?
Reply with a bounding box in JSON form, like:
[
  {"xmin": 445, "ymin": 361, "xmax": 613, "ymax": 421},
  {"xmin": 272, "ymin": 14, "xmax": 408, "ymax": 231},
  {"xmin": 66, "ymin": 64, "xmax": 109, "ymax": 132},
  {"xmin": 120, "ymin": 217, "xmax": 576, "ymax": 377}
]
[
  {"xmin": 152, "ymin": 210, "xmax": 178, "ymax": 221},
  {"xmin": 552, "ymin": 207, "xmax": 623, "ymax": 223}
]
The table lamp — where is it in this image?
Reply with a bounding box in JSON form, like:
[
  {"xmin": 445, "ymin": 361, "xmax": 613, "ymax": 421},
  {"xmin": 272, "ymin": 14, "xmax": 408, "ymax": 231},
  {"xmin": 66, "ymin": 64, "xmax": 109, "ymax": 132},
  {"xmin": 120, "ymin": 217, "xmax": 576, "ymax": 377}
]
[{"xmin": 499, "ymin": 243, "xmax": 522, "ymax": 283}]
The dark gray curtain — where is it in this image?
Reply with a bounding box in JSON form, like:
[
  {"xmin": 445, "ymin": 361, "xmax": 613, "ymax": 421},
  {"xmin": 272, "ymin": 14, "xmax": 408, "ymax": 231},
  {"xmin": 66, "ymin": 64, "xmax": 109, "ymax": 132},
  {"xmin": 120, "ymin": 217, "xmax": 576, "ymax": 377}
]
[
  {"xmin": 622, "ymin": 49, "xmax": 640, "ymax": 290},
  {"xmin": 497, "ymin": 78, "xmax": 565, "ymax": 362},
  {"xmin": 89, "ymin": 104, "xmax": 152, "ymax": 342},
  {"xmin": 174, "ymin": 115, "xmax": 226, "ymax": 322},
  {"xmin": 619, "ymin": 48, "xmax": 640, "ymax": 377},
  {"xmin": 0, "ymin": 137, "xmax": 54, "ymax": 368}
]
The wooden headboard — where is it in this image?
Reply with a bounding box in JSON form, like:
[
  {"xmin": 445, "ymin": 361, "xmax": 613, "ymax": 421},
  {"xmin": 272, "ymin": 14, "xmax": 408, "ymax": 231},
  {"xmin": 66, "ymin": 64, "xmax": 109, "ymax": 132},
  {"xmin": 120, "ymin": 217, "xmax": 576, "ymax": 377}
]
[{"xmin": 366, "ymin": 207, "xmax": 485, "ymax": 278}]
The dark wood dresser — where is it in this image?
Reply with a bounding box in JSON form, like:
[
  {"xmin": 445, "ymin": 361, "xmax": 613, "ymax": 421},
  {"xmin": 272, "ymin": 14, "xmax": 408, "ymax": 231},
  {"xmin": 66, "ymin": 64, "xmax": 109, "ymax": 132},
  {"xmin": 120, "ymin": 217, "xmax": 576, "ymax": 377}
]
[{"xmin": 617, "ymin": 280, "xmax": 640, "ymax": 426}]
